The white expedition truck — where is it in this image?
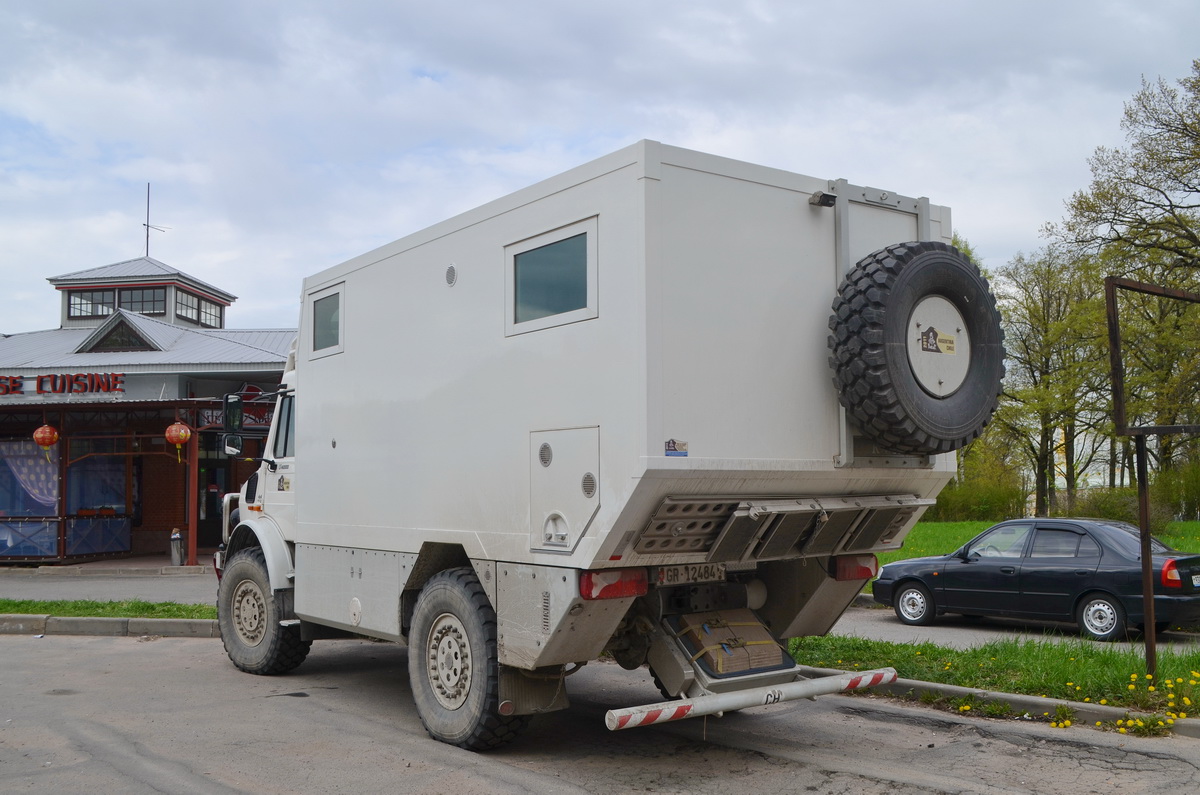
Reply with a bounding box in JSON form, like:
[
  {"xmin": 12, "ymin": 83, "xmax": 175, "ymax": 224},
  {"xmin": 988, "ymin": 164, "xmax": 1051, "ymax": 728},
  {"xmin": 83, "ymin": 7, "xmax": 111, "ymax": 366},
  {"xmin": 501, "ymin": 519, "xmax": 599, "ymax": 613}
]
[{"xmin": 216, "ymin": 140, "xmax": 1004, "ymax": 750}]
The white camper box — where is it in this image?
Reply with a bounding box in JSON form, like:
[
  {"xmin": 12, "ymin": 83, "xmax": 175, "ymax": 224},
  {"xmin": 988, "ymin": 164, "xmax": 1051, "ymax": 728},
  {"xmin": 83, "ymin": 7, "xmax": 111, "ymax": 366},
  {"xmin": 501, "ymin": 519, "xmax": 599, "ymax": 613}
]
[{"xmin": 217, "ymin": 140, "xmax": 1004, "ymax": 749}]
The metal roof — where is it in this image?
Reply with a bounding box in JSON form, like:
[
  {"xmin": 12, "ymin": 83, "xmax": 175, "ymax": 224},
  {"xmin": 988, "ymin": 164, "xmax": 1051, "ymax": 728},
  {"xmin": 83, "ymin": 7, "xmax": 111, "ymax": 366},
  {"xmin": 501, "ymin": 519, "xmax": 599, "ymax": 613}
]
[
  {"xmin": 47, "ymin": 257, "xmax": 237, "ymax": 304},
  {"xmin": 0, "ymin": 310, "xmax": 294, "ymax": 371}
]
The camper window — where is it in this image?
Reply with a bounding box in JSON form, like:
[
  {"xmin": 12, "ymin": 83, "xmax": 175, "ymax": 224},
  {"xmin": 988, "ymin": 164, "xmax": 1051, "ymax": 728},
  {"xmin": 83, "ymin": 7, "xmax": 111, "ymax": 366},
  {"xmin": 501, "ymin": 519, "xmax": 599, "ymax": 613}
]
[{"xmin": 505, "ymin": 216, "xmax": 598, "ymax": 335}]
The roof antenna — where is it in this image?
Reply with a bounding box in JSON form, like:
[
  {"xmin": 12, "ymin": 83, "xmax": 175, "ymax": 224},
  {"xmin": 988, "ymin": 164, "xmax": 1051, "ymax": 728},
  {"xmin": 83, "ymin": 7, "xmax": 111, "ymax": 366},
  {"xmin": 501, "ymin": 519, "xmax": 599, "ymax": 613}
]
[{"xmin": 143, "ymin": 182, "xmax": 170, "ymax": 257}]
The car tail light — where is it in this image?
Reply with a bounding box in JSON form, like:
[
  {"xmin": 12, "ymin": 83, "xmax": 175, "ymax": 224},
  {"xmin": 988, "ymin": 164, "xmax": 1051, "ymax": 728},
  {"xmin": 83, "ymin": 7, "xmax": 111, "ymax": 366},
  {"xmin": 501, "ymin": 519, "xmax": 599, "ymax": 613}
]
[
  {"xmin": 835, "ymin": 554, "xmax": 879, "ymax": 582},
  {"xmin": 1162, "ymin": 559, "xmax": 1183, "ymax": 589},
  {"xmin": 580, "ymin": 568, "xmax": 648, "ymax": 600}
]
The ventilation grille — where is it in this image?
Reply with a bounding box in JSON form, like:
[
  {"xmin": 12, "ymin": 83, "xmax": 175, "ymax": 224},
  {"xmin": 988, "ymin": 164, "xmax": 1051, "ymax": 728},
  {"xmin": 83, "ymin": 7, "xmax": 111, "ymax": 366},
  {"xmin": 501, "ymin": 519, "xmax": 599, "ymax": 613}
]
[
  {"xmin": 445, "ymin": 265, "xmax": 457, "ymax": 286},
  {"xmin": 538, "ymin": 443, "xmax": 553, "ymax": 467},
  {"xmin": 581, "ymin": 472, "xmax": 597, "ymax": 498}
]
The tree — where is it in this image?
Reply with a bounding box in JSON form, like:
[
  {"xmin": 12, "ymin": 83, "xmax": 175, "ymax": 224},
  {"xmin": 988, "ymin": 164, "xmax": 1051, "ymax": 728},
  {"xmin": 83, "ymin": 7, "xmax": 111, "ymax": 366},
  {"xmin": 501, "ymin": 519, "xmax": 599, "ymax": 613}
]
[
  {"xmin": 1059, "ymin": 60, "xmax": 1200, "ymax": 267},
  {"xmin": 993, "ymin": 246, "xmax": 1108, "ymax": 515}
]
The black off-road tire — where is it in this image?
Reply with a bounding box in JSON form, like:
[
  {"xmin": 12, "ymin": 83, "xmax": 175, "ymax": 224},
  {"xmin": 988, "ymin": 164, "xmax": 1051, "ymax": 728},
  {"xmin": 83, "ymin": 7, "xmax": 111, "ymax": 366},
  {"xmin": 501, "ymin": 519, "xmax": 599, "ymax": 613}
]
[
  {"xmin": 828, "ymin": 242, "xmax": 1004, "ymax": 455},
  {"xmin": 218, "ymin": 546, "xmax": 311, "ymax": 674},
  {"xmin": 408, "ymin": 567, "xmax": 529, "ymax": 750}
]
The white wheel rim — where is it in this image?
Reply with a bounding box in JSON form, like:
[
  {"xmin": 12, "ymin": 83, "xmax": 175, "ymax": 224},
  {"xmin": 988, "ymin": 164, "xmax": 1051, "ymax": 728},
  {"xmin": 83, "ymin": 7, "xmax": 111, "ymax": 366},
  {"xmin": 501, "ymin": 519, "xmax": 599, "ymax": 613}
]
[
  {"xmin": 1083, "ymin": 600, "xmax": 1117, "ymax": 635},
  {"xmin": 898, "ymin": 588, "xmax": 927, "ymax": 622},
  {"xmin": 427, "ymin": 612, "xmax": 472, "ymax": 710},
  {"xmin": 907, "ymin": 295, "xmax": 971, "ymax": 397},
  {"xmin": 232, "ymin": 578, "xmax": 266, "ymax": 647}
]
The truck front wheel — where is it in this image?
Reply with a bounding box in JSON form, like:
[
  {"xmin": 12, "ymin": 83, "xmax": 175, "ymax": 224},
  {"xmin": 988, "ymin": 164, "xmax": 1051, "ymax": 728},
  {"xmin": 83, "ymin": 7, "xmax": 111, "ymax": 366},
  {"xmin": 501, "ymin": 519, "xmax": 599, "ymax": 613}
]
[
  {"xmin": 218, "ymin": 546, "xmax": 311, "ymax": 675},
  {"xmin": 408, "ymin": 567, "xmax": 528, "ymax": 750}
]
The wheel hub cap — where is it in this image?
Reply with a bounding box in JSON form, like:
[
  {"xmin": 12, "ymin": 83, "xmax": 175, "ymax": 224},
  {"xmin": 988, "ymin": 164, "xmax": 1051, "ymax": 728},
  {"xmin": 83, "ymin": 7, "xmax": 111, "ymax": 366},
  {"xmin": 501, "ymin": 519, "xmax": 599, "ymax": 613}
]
[
  {"xmin": 427, "ymin": 613, "xmax": 472, "ymax": 710},
  {"xmin": 907, "ymin": 295, "xmax": 971, "ymax": 397}
]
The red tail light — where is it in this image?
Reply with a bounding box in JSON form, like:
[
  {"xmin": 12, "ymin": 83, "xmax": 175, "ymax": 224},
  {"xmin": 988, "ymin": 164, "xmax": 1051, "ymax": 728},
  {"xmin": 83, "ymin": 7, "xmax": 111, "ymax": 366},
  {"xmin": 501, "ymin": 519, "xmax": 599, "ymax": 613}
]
[
  {"xmin": 835, "ymin": 554, "xmax": 879, "ymax": 582},
  {"xmin": 580, "ymin": 568, "xmax": 648, "ymax": 600},
  {"xmin": 1162, "ymin": 559, "xmax": 1182, "ymax": 589}
]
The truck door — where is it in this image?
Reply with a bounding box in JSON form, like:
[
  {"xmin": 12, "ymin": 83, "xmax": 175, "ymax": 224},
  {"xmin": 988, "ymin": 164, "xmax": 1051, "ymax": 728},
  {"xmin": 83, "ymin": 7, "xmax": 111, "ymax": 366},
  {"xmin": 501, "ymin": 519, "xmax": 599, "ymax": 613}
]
[{"xmin": 262, "ymin": 391, "xmax": 296, "ymax": 533}]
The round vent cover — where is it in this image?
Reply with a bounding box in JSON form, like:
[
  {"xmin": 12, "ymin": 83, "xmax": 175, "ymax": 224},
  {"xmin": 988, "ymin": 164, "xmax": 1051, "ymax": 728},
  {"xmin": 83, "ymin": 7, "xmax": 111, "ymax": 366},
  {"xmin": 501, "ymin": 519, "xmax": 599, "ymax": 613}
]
[
  {"xmin": 538, "ymin": 443, "xmax": 553, "ymax": 467},
  {"xmin": 445, "ymin": 265, "xmax": 457, "ymax": 286},
  {"xmin": 581, "ymin": 472, "xmax": 597, "ymax": 498}
]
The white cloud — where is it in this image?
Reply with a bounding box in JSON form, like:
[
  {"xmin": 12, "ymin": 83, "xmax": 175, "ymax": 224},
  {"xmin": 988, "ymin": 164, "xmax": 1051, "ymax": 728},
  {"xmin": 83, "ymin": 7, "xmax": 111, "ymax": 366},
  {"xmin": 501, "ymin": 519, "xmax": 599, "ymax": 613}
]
[{"xmin": 1, "ymin": 0, "xmax": 1196, "ymax": 333}]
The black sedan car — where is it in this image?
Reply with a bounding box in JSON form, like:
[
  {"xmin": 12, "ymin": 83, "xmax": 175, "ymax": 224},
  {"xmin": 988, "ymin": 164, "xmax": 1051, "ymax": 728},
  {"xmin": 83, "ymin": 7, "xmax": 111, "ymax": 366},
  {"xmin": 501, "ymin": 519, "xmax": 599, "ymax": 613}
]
[{"xmin": 872, "ymin": 518, "xmax": 1200, "ymax": 641}]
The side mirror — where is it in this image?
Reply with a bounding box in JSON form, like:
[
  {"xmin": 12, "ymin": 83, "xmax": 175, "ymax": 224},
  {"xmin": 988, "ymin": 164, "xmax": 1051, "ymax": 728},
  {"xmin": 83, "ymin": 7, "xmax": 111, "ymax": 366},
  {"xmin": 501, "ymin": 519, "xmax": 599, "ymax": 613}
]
[
  {"xmin": 222, "ymin": 433, "xmax": 244, "ymax": 457},
  {"xmin": 223, "ymin": 394, "xmax": 244, "ymax": 433}
]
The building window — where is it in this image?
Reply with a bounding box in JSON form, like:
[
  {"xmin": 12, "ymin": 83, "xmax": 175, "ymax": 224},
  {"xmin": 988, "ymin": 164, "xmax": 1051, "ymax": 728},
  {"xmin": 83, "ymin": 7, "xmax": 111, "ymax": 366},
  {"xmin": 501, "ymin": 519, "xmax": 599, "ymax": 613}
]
[
  {"xmin": 176, "ymin": 290, "xmax": 224, "ymax": 328},
  {"xmin": 118, "ymin": 288, "xmax": 166, "ymax": 315},
  {"xmin": 68, "ymin": 290, "xmax": 115, "ymax": 319},
  {"xmin": 176, "ymin": 291, "xmax": 198, "ymax": 323},
  {"xmin": 505, "ymin": 217, "xmax": 598, "ymax": 336}
]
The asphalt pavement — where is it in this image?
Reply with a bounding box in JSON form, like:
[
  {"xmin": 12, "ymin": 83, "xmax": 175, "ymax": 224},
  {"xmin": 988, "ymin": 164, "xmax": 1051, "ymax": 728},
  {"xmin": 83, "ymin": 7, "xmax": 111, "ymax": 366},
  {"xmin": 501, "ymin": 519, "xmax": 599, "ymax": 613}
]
[{"xmin": 3, "ymin": 556, "xmax": 1199, "ymax": 739}]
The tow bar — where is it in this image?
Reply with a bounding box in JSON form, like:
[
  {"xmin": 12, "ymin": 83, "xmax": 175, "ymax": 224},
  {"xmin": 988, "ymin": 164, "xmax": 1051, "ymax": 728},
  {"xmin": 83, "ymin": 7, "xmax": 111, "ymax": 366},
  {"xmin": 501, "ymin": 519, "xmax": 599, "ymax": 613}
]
[{"xmin": 605, "ymin": 667, "xmax": 897, "ymax": 731}]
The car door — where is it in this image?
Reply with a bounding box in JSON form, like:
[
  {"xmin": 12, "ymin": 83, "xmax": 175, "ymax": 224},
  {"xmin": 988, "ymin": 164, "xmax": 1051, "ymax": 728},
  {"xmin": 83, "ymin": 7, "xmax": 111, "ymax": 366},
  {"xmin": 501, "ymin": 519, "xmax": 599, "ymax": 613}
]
[
  {"xmin": 938, "ymin": 522, "xmax": 1033, "ymax": 614},
  {"xmin": 1018, "ymin": 524, "xmax": 1100, "ymax": 619}
]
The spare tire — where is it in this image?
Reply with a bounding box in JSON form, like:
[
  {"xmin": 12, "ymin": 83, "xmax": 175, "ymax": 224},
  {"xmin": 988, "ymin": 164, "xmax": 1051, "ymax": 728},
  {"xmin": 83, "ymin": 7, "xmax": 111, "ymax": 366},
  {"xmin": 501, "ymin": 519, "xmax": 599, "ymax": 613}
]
[{"xmin": 828, "ymin": 242, "xmax": 1004, "ymax": 455}]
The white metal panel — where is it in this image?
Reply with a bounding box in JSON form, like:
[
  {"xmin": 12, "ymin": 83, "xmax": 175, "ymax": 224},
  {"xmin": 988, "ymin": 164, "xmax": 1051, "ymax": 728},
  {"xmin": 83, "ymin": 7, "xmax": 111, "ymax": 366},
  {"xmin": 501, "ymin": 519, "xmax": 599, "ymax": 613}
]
[{"xmin": 284, "ymin": 141, "xmax": 961, "ymax": 570}]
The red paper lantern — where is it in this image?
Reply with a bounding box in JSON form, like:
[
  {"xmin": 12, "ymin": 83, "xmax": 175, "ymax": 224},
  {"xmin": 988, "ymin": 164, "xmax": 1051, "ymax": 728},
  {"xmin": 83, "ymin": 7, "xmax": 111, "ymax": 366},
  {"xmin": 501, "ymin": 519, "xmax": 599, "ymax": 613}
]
[
  {"xmin": 165, "ymin": 422, "xmax": 192, "ymax": 461},
  {"xmin": 165, "ymin": 422, "xmax": 192, "ymax": 446},
  {"xmin": 33, "ymin": 424, "xmax": 59, "ymax": 449}
]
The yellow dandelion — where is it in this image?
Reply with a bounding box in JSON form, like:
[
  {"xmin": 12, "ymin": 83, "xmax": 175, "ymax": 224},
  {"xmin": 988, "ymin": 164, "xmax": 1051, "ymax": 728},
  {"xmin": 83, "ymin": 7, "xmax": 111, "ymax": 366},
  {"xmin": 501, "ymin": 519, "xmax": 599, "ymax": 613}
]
[
  {"xmin": 1100, "ymin": 699, "xmax": 1108, "ymax": 705},
  {"xmin": 1128, "ymin": 684, "xmax": 1137, "ymax": 691},
  {"xmin": 1119, "ymin": 728, "xmax": 1127, "ymax": 734}
]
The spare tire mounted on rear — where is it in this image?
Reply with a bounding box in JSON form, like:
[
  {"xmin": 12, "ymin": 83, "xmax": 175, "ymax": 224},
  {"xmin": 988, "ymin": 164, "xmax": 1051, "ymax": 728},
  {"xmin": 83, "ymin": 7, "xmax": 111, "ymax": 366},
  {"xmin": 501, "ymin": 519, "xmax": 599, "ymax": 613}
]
[{"xmin": 828, "ymin": 242, "xmax": 1004, "ymax": 455}]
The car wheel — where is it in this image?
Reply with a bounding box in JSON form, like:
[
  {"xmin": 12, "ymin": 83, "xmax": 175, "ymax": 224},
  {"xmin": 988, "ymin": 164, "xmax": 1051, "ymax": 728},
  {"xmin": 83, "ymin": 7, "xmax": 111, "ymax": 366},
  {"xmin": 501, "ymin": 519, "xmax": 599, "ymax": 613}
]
[
  {"xmin": 894, "ymin": 582, "xmax": 935, "ymax": 626},
  {"xmin": 828, "ymin": 242, "xmax": 1005, "ymax": 455},
  {"xmin": 1077, "ymin": 593, "xmax": 1127, "ymax": 642}
]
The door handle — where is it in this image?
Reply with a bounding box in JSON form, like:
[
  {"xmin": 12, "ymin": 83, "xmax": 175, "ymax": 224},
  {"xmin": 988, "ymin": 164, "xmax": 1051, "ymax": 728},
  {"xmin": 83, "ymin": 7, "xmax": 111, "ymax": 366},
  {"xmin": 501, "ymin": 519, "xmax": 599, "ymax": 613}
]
[{"xmin": 1000, "ymin": 567, "xmax": 1015, "ymax": 575}]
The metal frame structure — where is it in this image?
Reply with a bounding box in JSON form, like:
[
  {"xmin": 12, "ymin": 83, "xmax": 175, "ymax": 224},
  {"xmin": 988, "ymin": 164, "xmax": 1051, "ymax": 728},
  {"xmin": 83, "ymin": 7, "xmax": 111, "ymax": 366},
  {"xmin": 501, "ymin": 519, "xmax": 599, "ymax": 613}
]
[{"xmin": 1104, "ymin": 275, "xmax": 1200, "ymax": 675}]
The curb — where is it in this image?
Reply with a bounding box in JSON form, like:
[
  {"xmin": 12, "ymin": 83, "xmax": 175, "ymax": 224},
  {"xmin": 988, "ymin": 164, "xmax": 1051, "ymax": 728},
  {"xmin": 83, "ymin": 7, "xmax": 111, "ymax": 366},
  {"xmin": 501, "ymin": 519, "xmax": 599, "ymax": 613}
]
[
  {"xmin": 30, "ymin": 566, "xmax": 212, "ymax": 577},
  {"xmin": 799, "ymin": 664, "xmax": 1200, "ymax": 740},
  {"xmin": 0, "ymin": 613, "xmax": 218, "ymax": 638}
]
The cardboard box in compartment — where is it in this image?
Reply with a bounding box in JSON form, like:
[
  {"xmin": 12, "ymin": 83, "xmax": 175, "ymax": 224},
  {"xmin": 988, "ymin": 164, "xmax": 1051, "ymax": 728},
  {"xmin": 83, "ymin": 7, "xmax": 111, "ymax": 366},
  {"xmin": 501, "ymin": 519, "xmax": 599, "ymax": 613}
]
[{"xmin": 677, "ymin": 608, "xmax": 787, "ymax": 676}]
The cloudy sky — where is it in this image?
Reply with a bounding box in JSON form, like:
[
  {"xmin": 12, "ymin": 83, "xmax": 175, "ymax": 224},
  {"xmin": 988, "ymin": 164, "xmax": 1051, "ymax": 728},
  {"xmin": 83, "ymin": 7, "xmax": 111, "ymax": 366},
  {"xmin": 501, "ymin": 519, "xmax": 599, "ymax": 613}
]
[{"xmin": 1, "ymin": 1, "xmax": 1196, "ymax": 333}]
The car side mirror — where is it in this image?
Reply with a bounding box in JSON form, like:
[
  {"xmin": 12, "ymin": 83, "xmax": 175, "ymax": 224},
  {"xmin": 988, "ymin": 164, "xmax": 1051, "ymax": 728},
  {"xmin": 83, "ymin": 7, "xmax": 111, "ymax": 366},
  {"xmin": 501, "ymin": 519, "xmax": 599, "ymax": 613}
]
[{"xmin": 222, "ymin": 434, "xmax": 243, "ymax": 457}]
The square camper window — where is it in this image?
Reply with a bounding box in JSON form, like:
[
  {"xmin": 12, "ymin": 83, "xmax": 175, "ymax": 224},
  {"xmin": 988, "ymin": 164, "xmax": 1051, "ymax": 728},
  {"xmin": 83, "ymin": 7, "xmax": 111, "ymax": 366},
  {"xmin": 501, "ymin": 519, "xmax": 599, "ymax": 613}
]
[
  {"xmin": 506, "ymin": 217, "xmax": 597, "ymax": 335},
  {"xmin": 310, "ymin": 285, "xmax": 344, "ymax": 357}
]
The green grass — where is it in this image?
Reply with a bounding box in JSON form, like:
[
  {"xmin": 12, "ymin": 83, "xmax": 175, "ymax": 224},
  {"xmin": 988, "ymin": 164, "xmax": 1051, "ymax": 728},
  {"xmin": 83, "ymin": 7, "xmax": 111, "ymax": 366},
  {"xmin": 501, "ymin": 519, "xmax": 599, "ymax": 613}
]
[
  {"xmin": 791, "ymin": 633, "xmax": 1200, "ymax": 727},
  {"xmin": 0, "ymin": 598, "xmax": 216, "ymax": 620}
]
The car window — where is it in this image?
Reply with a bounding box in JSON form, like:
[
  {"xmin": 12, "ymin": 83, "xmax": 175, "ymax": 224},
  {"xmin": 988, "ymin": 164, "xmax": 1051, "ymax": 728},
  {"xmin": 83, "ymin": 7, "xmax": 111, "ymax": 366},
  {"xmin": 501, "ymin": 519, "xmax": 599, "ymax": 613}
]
[
  {"xmin": 1030, "ymin": 529, "xmax": 1081, "ymax": 557},
  {"xmin": 1099, "ymin": 521, "xmax": 1176, "ymax": 556},
  {"xmin": 968, "ymin": 524, "xmax": 1033, "ymax": 558},
  {"xmin": 1078, "ymin": 535, "xmax": 1101, "ymax": 558}
]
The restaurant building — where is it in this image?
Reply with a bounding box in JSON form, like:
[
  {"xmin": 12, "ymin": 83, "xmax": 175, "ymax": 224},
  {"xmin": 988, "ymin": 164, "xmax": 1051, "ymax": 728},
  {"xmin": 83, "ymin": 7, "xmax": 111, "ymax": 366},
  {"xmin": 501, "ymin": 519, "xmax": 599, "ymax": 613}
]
[{"xmin": 0, "ymin": 257, "xmax": 294, "ymax": 564}]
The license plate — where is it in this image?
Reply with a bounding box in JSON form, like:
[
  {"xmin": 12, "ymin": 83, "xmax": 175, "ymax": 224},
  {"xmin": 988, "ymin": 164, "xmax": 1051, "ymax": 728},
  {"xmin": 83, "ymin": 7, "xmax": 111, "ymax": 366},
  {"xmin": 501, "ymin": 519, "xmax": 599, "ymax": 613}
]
[
  {"xmin": 1192, "ymin": 573, "xmax": 1200, "ymax": 588},
  {"xmin": 656, "ymin": 563, "xmax": 726, "ymax": 586}
]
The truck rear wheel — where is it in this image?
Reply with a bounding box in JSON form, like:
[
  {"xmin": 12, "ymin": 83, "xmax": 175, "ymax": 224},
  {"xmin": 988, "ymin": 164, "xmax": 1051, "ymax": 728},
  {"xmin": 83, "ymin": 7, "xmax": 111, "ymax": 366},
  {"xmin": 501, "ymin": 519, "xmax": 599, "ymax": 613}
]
[
  {"xmin": 828, "ymin": 242, "xmax": 1004, "ymax": 455},
  {"xmin": 408, "ymin": 567, "xmax": 528, "ymax": 750},
  {"xmin": 218, "ymin": 546, "xmax": 311, "ymax": 675}
]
